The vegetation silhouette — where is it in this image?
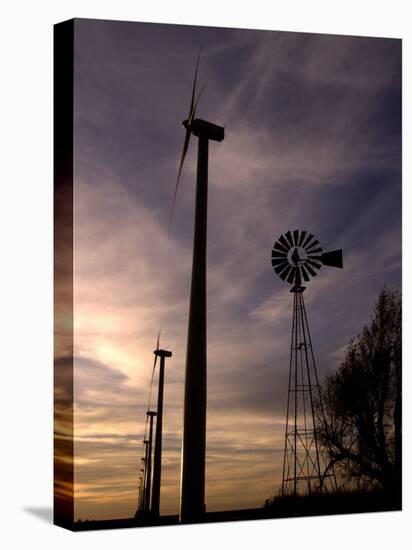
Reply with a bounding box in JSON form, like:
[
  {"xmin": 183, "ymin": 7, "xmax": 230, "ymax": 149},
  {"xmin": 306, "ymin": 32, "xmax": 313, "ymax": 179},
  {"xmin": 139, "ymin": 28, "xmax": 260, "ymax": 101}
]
[
  {"xmin": 263, "ymin": 487, "xmax": 399, "ymax": 517},
  {"xmin": 318, "ymin": 287, "xmax": 401, "ymax": 502}
]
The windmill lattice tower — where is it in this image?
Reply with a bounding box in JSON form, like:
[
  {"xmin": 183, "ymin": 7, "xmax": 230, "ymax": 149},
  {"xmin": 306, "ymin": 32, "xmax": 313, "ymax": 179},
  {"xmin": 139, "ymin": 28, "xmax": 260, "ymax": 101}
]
[{"xmin": 271, "ymin": 230, "xmax": 343, "ymax": 497}]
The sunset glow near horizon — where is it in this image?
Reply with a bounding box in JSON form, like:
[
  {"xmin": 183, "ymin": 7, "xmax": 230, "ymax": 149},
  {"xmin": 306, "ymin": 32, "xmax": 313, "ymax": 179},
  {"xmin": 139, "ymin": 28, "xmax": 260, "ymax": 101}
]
[{"xmin": 60, "ymin": 20, "xmax": 401, "ymax": 520}]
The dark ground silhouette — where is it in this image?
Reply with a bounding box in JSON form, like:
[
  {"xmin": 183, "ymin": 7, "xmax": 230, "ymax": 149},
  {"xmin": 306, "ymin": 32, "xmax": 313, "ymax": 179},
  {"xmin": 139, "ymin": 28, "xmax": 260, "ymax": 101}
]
[{"xmin": 71, "ymin": 488, "xmax": 400, "ymax": 531}]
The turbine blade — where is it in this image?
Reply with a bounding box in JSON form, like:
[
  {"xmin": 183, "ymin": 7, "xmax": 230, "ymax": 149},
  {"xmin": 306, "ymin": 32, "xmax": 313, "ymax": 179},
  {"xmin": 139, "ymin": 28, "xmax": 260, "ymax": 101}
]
[
  {"xmin": 188, "ymin": 48, "xmax": 201, "ymax": 120},
  {"xmin": 305, "ymin": 239, "xmax": 320, "ymax": 251},
  {"xmin": 273, "ymin": 259, "xmax": 289, "ymax": 272},
  {"xmin": 306, "ymin": 259, "xmax": 322, "ymax": 270},
  {"xmin": 169, "ymin": 49, "xmax": 204, "ymax": 234},
  {"xmin": 285, "ymin": 231, "xmax": 294, "ymax": 248},
  {"xmin": 293, "ymin": 230, "xmax": 300, "ymax": 246},
  {"xmin": 189, "ymin": 83, "xmax": 207, "ymax": 125},
  {"xmin": 154, "ymin": 328, "xmax": 162, "ymax": 369},
  {"xmin": 272, "ymin": 249, "xmax": 287, "ymax": 258},
  {"xmin": 302, "ymin": 233, "xmax": 314, "ymax": 248},
  {"xmin": 168, "ymin": 129, "xmax": 191, "ymax": 233},
  {"xmin": 272, "ymin": 257, "xmax": 288, "ymax": 267},
  {"xmin": 274, "ymin": 241, "xmax": 289, "ymax": 254},
  {"xmin": 321, "ymin": 249, "xmax": 343, "ymax": 268},
  {"xmin": 298, "ymin": 231, "xmax": 307, "ymax": 247},
  {"xmin": 307, "ymin": 247, "xmax": 323, "ymax": 255},
  {"xmin": 305, "ymin": 263, "xmax": 318, "ymax": 277},
  {"xmin": 278, "ymin": 235, "xmax": 290, "ymax": 250},
  {"xmin": 287, "ymin": 266, "xmax": 296, "ymax": 284},
  {"xmin": 300, "ymin": 265, "xmax": 310, "ymax": 282},
  {"xmin": 279, "ymin": 265, "xmax": 292, "ymax": 281}
]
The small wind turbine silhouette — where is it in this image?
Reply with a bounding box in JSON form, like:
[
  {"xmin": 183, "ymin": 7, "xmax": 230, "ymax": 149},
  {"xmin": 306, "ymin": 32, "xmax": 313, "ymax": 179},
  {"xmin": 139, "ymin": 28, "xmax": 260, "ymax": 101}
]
[
  {"xmin": 151, "ymin": 343, "xmax": 172, "ymax": 519},
  {"xmin": 170, "ymin": 50, "xmax": 225, "ymax": 523},
  {"xmin": 135, "ymin": 329, "xmax": 161, "ymax": 519}
]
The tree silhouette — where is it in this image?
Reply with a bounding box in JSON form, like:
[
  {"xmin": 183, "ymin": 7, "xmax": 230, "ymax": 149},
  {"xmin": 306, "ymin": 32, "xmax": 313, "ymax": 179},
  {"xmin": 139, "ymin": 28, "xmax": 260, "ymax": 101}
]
[{"xmin": 318, "ymin": 287, "xmax": 401, "ymax": 499}]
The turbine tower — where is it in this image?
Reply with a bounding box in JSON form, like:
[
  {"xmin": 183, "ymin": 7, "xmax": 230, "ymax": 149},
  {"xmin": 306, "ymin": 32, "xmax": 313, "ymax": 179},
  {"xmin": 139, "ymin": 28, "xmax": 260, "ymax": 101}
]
[
  {"xmin": 271, "ymin": 230, "xmax": 343, "ymax": 497},
  {"xmin": 151, "ymin": 347, "xmax": 172, "ymax": 519},
  {"xmin": 144, "ymin": 411, "xmax": 157, "ymax": 511},
  {"xmin": 170, "ymin": 51, "xmax": 224, "ymax": 523},
  {"xmin": 136, "ymin": 440, "xmax": 149, "ymax": 515}
]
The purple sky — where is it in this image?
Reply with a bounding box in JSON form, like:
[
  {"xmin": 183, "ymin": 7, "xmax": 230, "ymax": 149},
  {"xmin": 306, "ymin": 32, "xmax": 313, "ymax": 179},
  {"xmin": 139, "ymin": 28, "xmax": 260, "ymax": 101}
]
[{"xmin": 69, "ymin": 19, "xmax": 401, "ymax": 520}]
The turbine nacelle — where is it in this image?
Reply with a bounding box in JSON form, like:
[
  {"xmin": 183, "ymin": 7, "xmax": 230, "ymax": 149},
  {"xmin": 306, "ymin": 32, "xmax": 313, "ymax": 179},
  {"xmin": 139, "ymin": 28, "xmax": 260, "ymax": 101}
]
[
  {"xmin": 183, "ymin": 118, "xmax": 225, "ymax": 142},
  {"xmin": 154, "ymin": 348, "xmax": 172, "ymax": 358}
]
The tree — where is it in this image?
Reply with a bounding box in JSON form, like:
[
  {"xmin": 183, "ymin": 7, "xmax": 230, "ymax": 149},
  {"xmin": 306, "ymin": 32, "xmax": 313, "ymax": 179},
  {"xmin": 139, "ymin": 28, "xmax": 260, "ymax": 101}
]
[{"xmin": 318, "ymin": 287, "xmax": 401, "ymax": 498}]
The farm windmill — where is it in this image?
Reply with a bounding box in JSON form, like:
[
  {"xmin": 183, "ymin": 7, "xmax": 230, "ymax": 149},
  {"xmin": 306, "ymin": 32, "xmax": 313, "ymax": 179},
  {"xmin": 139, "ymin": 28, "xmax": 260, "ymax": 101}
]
[
  {"xmin": 170, "ymin": 51, "xmax": 225, "ymax": 523},
  {"xmin": 271, "ymin": 230, "xmax": 343, "ymax": 497}
]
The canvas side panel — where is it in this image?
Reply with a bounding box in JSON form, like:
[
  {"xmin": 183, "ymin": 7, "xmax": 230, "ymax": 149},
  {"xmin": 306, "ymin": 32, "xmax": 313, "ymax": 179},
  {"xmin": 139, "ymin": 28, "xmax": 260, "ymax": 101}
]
[{"xmin": 54, "ymin": 19, "xmax": 75, "ymax": 530}]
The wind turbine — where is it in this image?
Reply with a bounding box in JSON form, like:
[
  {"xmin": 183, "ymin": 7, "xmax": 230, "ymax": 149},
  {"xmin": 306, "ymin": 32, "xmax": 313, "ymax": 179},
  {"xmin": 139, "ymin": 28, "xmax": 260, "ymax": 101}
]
[
  {"xmin": 170, "ymin": 51, "xmax": 225, "ymax": 523},
  {"xmin": 135, "ymin": 331, "xmax": 163, "ymax": 519},
  {"xmin": 151, "ymin": 346, "xmax": 172, "ymax": 519}
]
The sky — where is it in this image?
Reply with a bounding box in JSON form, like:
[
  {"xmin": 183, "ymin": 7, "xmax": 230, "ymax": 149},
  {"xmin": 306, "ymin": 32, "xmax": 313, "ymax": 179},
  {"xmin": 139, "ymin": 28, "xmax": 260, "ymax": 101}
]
[{"xmin": 62, "ymin": 18, "xmax": 401, "ymax": 520}]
